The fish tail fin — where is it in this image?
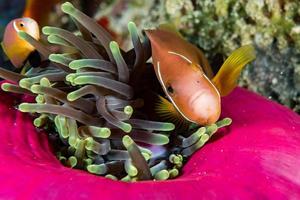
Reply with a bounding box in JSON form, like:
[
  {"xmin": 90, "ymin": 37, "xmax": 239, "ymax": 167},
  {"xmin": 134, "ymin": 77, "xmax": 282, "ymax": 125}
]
[
  {"xmin": 155, "ymin": 95, "xmax": 188, "ymax": 128},
  {"xmin": 212, "ymin": 44, "xmax": 256, "ymax": 96}
]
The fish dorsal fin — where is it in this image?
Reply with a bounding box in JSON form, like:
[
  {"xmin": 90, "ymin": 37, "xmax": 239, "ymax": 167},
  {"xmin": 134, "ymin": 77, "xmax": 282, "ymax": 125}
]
[
  {"xmin": 212, "ymin": 44, "xmax": 256, "ymax": 96},
  {"xmin": 156, "ymin": 23, "xmax": 214, "ymax": 79},
  {"xmin": 158, "ymin": 23, "xmax": 183, "ymax": 39},
  {"xmin": 194, "ymin": 48, "xmax": 214, "ymax": 79}
]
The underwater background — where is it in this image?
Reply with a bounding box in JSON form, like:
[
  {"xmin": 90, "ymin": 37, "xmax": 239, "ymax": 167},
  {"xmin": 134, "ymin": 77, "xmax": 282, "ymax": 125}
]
[{"xmin": 0, "ymin": 0, "xmax": 299, "ymax": 114}]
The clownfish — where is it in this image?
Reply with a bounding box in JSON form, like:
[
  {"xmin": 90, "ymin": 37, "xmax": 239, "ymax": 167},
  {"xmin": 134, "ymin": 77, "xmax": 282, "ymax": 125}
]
[
  {"xmin": 145, "ymin": 25, "xmax": 255, "ymax": 126},
  {"xmin": 2, "ymin": 17, "xmax": 40, "ymax": 68}
]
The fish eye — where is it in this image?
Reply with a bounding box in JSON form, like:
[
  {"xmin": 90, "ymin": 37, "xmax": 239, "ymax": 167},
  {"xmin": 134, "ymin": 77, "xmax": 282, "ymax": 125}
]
[
  {"xmin": 166, "ymin": 84, "xmax": 174, "ymax": 95},
  {"xmin": 20, "ymin": 23, "xmax": 24, "ymax": 27}
]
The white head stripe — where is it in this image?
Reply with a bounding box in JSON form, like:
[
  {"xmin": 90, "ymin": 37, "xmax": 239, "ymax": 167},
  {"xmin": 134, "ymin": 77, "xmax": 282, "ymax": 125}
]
[
  {"xmin": 13, "ymin": 21, "xmax": 20, "ymax": 32},
  {"xmin": 168, "ymin": 51, "xmax": 192, "ymax": 64}
]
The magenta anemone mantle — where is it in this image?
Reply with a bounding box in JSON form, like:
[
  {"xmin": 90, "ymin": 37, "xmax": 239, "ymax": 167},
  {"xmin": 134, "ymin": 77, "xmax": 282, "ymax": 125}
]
[{"xmin": 0, "ymin": 86, "xmax": 299, "ymax": 199}]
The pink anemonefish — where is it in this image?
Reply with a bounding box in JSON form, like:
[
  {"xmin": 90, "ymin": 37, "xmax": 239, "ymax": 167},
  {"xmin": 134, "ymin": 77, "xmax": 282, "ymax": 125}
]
[
  {"xmin": 145, "ymin": 25, "xmax": 255, "ymax": 126},
  {"xmin": 2, "ymin": 17, "xmax": 40, "ymax": 68}
]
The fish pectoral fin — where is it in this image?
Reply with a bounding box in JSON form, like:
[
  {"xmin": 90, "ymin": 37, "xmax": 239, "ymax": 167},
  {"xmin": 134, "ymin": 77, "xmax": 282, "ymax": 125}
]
[
  {"xmin": 20, "ymin": 65, "xmax": 29, "ymax": 75},
  {"xmin": 155, "ymin": 95, "xmax": 187, "ymax": 127},
  {"xmin": 212, "ymin": 44, "xmax": 256, "ymax": 96}
]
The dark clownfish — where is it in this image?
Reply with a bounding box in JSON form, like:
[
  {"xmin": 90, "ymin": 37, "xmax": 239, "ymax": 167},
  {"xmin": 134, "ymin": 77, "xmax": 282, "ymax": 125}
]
[
  {"xmin": 145, "ymin": 25, "xmax": 255, "ymax": 126},
  {"xmin": 2, "ymin": 17, "xmax": 40, "ymax": 69}
]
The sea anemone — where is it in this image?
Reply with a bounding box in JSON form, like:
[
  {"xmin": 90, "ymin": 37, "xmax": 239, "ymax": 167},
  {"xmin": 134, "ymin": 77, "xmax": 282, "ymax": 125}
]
[
  {"xmin": 0, "ymin": 2, "xmax": 231, "ymax": 181},
  {"xmin": 0, "ymin": 87, "xmax": 299, "ymax": 199}
]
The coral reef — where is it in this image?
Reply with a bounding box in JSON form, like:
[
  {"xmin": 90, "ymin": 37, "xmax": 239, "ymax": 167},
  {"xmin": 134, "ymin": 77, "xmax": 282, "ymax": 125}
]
[
  {"xmin": 0, "ymin": 2, "xmax": 231, "ymax": 181},
  {"xmin": 100, "ymin": 0, "xmax": 300, "ymax": 113}
]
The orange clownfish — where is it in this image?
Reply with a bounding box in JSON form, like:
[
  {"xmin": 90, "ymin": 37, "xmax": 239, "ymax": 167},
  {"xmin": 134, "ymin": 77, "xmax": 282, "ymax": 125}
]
[
  {"xmin": 2, "ymin": 17, "xmax": 40, "ymax": 68},
  {"xmin": 145, "ymin": 25, "xmax": 255, "ymax": 126}
]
